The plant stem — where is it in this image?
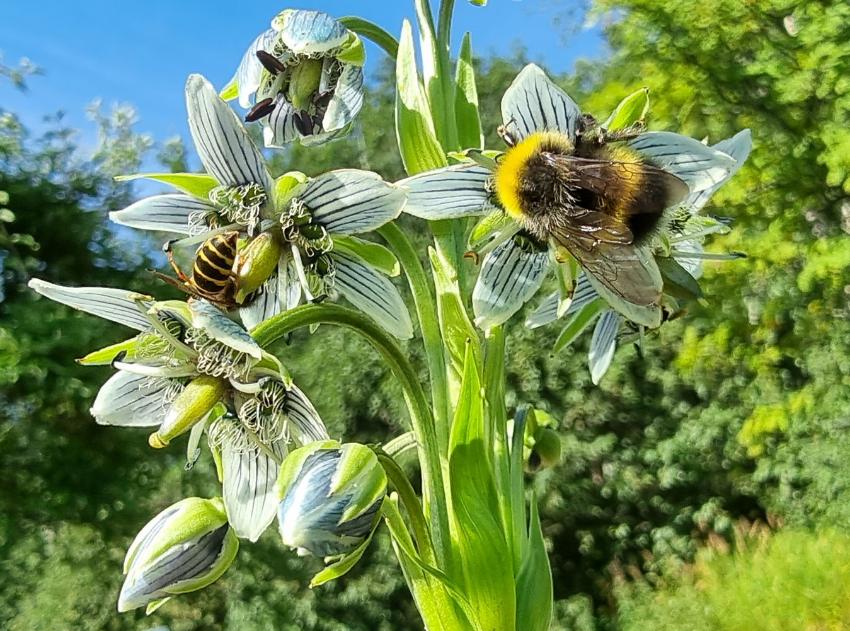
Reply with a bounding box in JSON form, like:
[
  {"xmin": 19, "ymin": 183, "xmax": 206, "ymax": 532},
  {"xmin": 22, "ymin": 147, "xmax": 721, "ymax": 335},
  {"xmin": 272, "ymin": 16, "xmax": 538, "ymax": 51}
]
[
  {"xmin": 339, "ymin": 16, "xmax": 400, "ymax": 58},
  {"xmin": 483, "ymin": 325, "xmax": 513, "ymax": 558},
  {"xmin": 251, "ymin": 304, "xmax": 451, "ymax": 567},
  {"xmin": 378, "ymin": 224, "xmax": 450, "ymax": 452},
  {"xmin": 437, "ymin": 0, "xmax": 456, "ymax": 54},
  {"xmin": 378, "ymin": 452, "xmax": 436, "ymax": 564}
]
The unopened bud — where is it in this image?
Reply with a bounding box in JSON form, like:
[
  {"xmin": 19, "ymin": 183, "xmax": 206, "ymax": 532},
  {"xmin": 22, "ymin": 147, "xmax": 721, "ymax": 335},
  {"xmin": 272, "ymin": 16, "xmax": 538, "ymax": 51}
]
[
  {"xmin": 277, "ymin": 441, "xmax": 386, "ymax": 557},
  {"xmin": 530, "ymin": 428, "xmax": 562, "ymax": 470},
  {"xmin": 118, "ymin": 497, "xmax": 238, "ymax": 614}
]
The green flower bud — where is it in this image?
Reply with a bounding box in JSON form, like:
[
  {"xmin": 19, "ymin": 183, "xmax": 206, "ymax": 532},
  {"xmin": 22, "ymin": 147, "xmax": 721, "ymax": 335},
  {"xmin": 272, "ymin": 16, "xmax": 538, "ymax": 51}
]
[
  {"xmin": 118, "ymin": 497, "xmax": 238, "ymax": 614},
  {"xmin": 529, "ymin": 428, "xmax": 562, "ymax": 471},
  {"xmin": 149, "ymin": 375, "xmax": 226, "ymax": 449},
  {"xmin": 288, "ymin": 58, "xmax": 324, "ymax": 111},
  {"xmin": 277, "ymin": 441, "xmax": 386, "ymax": 557},
  {"xmin": 235, "ymin": 232, "xmax": 283, "ymax": 303}
]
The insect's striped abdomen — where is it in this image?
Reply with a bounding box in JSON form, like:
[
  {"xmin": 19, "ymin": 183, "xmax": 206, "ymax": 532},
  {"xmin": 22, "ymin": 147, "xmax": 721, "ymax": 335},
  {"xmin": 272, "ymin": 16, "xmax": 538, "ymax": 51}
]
[{"xmin": 192, "ymin": 232, "xmax": 237, "ymax": 294}]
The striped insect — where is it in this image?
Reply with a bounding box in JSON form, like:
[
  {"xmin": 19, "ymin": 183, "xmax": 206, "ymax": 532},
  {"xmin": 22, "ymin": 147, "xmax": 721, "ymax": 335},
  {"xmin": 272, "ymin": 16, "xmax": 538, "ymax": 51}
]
[{"xmin": 151, "ymin": 231, "xmax": 240, "ymax": 309}]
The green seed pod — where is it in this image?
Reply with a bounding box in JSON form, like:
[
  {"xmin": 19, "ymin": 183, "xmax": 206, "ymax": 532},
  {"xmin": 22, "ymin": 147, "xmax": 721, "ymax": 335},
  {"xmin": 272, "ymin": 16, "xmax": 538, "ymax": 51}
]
[
  {"xmin": 118, "ymin": 497, "xmax": 238, "ymax": 614},
  {"xmin": 288, "ymin": 58, "xmax": 324, "ymax": 110},
  {"xmin": 235, "ymin": 232, "xmax": 283, "ymax": 303},
  {"xmin": 149, "ymin": 375, "xmax": 226, "ymax": 449}
]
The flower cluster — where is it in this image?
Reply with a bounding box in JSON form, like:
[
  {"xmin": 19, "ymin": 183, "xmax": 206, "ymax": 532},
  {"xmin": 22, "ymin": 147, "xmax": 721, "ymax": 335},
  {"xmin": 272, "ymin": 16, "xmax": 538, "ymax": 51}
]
[{"xmin": 27, "ymin": 4, "xmax": 752, "ymax": 620}]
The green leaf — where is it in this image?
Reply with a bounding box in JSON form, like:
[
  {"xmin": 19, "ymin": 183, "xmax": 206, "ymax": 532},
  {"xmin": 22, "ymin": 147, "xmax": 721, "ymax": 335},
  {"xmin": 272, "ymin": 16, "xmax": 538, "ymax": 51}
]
[
  {"xmin": 339, "ymin": 16, "xmax": 399, "ymax": 59},
  {"xmin": 414, "ymin": 0, "xmax": 458, "ymax": 151},
  {"xmin": 553, "ymin": 298, "xmax": 606, "ymax": 352},
  {"xmin": 115, "ymin": 173, "xmax": 219, "ymax": 199},
  {"xmin": 395, "ymin": 20, "xmax": 447, "ymax": 176},
  {"xmin": 273, "ymin": 171, "xmax": 308, "ymax": 209},
  {"xmin": 77, "ymin": 336, "xmax": 140, "ymax": 366},
  {"xmin": 383, "ymin": 497, "xmax": 475, "ymax": 630},
  {"xmin": 448, "ymin": 345, "xmax": 515, "ymax": 629},
  {"xmin": 429, "ymin": 246, "xmax": 480, "ymax": 396},
  {"xmin": 658, "ymin": 256, "xmax": 703, "ymax": 300},
  {"xmin": 310, "ymin": 530, "xmax": 374, "ymax": 587},
  {"xmin": 333, "ymin": 235, "xmax": 400, "ymax": 277},
  {"xmin": 514, "ymin": 494, "xmax": 553, "ymax": 631},
  {"xmin": 603, "ymin": 87, "xmax": 650, "ymax": 131},
  {"xmin": 467, "ymin": 211, "xmax": 517, "ymax": 253},
  {"xmin": 455, "ymin": 33, "xmax": 483, "ymax": 150},
  {"xmin": 219, "ymin": 80, "xmax": 239, "ymax": 102},
  {"xmin": 336, "ymin": 33, "xmax": 366, "ymax": 66}
]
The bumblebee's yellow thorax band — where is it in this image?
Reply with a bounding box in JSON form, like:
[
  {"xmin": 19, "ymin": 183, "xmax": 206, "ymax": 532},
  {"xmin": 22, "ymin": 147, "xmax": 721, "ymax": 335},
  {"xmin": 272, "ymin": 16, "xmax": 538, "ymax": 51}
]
[{"xmin": 494, "ymin": 131, "xmax": 573, "ymax": 220}]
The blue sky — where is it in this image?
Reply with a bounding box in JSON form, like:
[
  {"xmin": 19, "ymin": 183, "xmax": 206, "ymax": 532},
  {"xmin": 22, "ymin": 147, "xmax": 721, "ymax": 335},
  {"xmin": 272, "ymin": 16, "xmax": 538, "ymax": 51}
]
[{"xmin": 0, "ymin": 0, "xmax": 604, "ymax": 154}]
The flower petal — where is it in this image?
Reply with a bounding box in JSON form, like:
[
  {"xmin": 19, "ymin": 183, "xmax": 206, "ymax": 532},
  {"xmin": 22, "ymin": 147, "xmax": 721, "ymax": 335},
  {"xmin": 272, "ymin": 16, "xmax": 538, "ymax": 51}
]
[
  {"xmin": 302, "ymin": 170, "xmax": 405, "ymax": 234},
  {"xmin": 275, "ymin": 10, "xmax": 348, "ymax": 54},
  {"xmin": 90, "ymin": 371, "xmax": 172, "ymax": 427},
  {"xmin": 501, "ymin": 63, "xmax": 582, "ymax": 141},
  {"xmin": 331, "ymin": 252, "xmax": 414, "ymax": 340},
  {"xmin": 285, "ymin": 385, "xmax": 329, "ymax": 444},
  {"xmin": 221, "ymin": 440, "xmax": 280, "ymax": 542},
  {"xmin": 525, "ymin": 292, "xmax": 559, "ymax": 329},
  {"xmin": 684, "ymin": 129, "xmax": 752, "ymax": 213},
  {"xmin": 118, "ymin": 523, "xmax": 231, "ymax": 612},
  {"xmin": 239, "ymin": 273, "xmax": 282, "ymax": 331},
  {"xmin": 185, "ymin": 74, "xmax": 273, "ymax": 193},
  {"xmin": 589, "ymin": 310, "xmax": 620, "ymax": 385},
  {"xmin": 231, "ymin": 28, "xmax": 277, "ymax": 108},
  {"xmin": 472, "ymin": 237, "xmax": 550, "ymax": 329},
  {"xmin": 188, "ymin": 299, "xmax": 262, "ymax": 359},
  {"xmin": 398, "ymin": 163, "xmax": 493, "ymax": 220},
  {"xmin": 109, "ymin": 194, "xmax": 216, "ymax": 235},
  {"xmin": 263, "ymin": 97, "xmax": 300, "ymax": 148},
  {"xmin": 629, "ymin": 132, "xmax": 736, "ymax": 194},
  {"xmin": 28, "ymin": 279, "xmax": 152, "ymax": 331},
  {"xmin": 323, "ymin": 64, "xmax": 364, "ymax": 133}
]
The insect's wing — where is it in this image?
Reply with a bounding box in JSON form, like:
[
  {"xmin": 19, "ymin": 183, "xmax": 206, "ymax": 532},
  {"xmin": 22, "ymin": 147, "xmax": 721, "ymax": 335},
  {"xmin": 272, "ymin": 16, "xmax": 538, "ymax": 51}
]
[
  {"xmin": 553, "ymin": 228, "xmax": 662, "ymax": 307},
  {"xmin": 544, "ymin": 153, "xmax": 690, "ymax": 214},
  {"xmin": 563, "ymin": 208, "xmax": 634, "ymax": 244}
]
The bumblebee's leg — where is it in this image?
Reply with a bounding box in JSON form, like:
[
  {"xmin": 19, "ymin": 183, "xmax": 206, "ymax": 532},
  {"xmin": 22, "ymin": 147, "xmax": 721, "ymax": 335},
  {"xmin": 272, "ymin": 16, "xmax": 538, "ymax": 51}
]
[
  {"xmin": 497, "ymin": 121, "xmax": 519, "ymax": 147},
  {"xmin": 162, "ymin": 240, "xmax": 191, "ymax": 282},
  {"xmin": 600, "ymin": 122, "xmax": 645, "ymax": 143}
]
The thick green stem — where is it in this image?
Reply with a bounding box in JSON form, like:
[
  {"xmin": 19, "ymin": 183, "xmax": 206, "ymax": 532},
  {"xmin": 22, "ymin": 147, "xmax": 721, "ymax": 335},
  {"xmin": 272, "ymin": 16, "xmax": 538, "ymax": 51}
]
[
  {"xmin": 251, "ymin": 304, "xmax": 451, "ymax": 567},
  {"xmin": 378, "ymin": 223, "xmax": 450, "ymax": 453},
  {"xmin": 339, "ymin": 16, "xmax": 400, "ymax": 58},
  {"xmin": 378, "ymin": 452, "xmax": 436, "ymax": 564},
  {"xmin": 483, "ymin": 326, "xmax": 513, "ymax": 559}
]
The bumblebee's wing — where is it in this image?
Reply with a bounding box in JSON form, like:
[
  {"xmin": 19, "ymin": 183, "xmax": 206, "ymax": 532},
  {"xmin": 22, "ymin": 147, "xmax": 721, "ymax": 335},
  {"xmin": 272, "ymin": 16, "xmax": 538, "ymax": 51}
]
[
  {"xmin": 542, "ymin": 152, "xmax": 690, "ymax": 214},
  {"xmin": 552, "ymin": 227, "xmax": 662, "ymax": 306},
  {"xmin": 564, "ymin": 208, "xmax": 634, "ymax": 244}
]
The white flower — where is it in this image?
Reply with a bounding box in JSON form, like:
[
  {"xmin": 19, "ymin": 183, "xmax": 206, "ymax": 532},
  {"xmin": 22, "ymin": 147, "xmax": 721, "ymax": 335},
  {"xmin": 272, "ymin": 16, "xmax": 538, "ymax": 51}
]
[
  {"xmin": 109, "ymin": 75, "xmax": 412, "ymax": 339},
  {"xmin": 225, "ymin": 9, "xmax": 365, "ymax": 147}
]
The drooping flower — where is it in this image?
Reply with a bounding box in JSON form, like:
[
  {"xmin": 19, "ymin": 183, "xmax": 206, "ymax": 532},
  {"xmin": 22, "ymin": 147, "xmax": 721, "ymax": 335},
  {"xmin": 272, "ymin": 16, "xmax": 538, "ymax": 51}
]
[
  {"xmin": 399, "ymin": 64, "xmax": 749, "ymax": 334},
  {"xmin": 224, "ymin": 9, "xmax": 365, "ymax": 147},
  {"xmin": 276, "ymin": 441, "xmax": 386, "ymax": 558},
  {"xmin": 110, "ymin": 74, "xmax": 412, "ymax": 339},
  {"xmin": 524, "ymin": 130, "xmax": 752, "ymax": 383},
  {"xmin": 28, "ymin": 280, "xmax": 328, "ymax": 541},
  {"xmin": 118, "ymin": 497, "xmax": 238, "ymax": 614}
]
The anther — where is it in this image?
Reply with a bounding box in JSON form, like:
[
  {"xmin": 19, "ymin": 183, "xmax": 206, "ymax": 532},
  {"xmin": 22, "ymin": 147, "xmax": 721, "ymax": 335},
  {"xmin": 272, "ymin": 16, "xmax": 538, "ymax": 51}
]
[
  {"xmin": 245, "ymin": 97, "xmax": 275, "ymax": 122},
  {"xmin": 293, "ymin": 110, "xmax": 314, "ymax": 136},
  {"xmin": 256, "ymin": 50, "xmax": 286, "ymax": 75}
]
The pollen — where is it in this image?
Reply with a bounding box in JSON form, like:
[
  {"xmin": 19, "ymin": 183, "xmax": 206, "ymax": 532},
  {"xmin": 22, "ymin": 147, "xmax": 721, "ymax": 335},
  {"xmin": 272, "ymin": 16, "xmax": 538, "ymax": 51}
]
[{"xmin": 494, "ymin": 131, "xmax": 573, "ymax": 220}]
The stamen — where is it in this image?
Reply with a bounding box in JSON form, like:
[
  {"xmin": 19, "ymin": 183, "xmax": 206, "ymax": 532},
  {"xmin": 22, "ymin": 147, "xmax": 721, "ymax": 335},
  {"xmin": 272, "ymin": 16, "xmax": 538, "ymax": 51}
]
[
  {"xmin": 237, "ymin": 378, "xmax": 291, "ymax": 446},
  {"xmin": 256, "ymin": 50, "xmax": 287, "ymax": 75},
  {"xmin": 245, "ymin": 97, "xmax": 275, "ymax": 123},
  {"xmin": 208, "ymin": 414, "xmax": 258, "ymax": 456},
  {"xmin": 185, "ymin": 327, "xmax": 253, "ymax": 381},
  {"xmin": 209, "ymin": 183, "xmax": 267, "ymax": 236}
]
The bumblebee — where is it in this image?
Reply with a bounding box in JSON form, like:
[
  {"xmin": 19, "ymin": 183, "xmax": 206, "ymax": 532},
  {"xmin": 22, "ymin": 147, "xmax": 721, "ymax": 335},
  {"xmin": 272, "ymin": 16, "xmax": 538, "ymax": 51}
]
[
  {"xmin": 152, "ymin": 231, "xmax": 240, "ymax": 309},
  {"xmin": 493, "ymin": 118, "xmax": 688, "ymax": 306}
]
